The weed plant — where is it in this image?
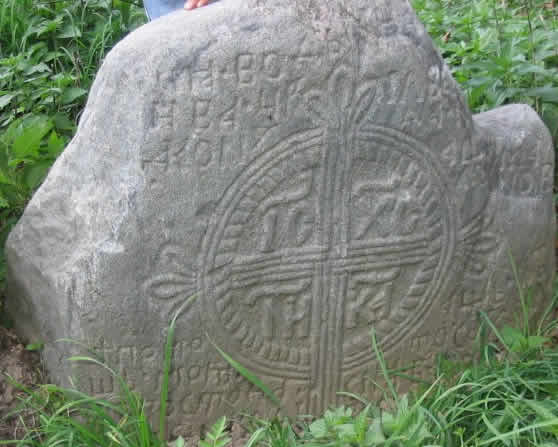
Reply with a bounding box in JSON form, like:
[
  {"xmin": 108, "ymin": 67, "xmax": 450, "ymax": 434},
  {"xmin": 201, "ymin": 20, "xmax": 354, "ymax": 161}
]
[{"xmin": 413, "ymin": 0, "xmax": 558, "ymax": 143}]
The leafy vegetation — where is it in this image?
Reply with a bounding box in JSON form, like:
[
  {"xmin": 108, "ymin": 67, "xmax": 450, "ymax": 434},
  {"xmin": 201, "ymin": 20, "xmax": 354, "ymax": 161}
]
[{"xmin": 413, "ymin": 0, "xmax": 558, "ymax": 144}]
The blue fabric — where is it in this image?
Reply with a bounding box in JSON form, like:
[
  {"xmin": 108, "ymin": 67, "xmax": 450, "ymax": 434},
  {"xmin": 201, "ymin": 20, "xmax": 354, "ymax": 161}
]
[{"xmin": 144, "ymin": 0, "xmax": 184, "ymax": 20}]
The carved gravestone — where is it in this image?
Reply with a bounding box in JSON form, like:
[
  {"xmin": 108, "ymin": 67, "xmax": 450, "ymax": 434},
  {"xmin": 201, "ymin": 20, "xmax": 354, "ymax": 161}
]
[{"xmin": 5, "ymin": 0, "xmax": 555, "ymax": 437}]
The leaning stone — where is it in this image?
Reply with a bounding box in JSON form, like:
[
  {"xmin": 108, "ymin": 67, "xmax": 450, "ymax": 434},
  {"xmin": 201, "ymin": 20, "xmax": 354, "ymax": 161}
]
[{"xmin": 5, "ymin": 0, "xmax": 555, "ymax": 437}]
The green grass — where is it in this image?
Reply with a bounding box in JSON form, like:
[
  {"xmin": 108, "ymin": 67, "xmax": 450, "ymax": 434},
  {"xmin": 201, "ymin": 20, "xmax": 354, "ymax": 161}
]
[
  {"xmin": 413, "ymin": 0, "xmax": 558, "ymax": 143},
  {"xmin": 2, "ymin": 287, "xmax": 558, "ymax": 446},
  {"xmin": 214, "ymin": 286, "xmax": 558, "ymax": 447},
  {"xmin": 0, "ymin": 295, "xmax": 185, "ymax": 447},
  {"xmin": 1, "ymin": 370, "xmax": 161, "ymax": 446}
]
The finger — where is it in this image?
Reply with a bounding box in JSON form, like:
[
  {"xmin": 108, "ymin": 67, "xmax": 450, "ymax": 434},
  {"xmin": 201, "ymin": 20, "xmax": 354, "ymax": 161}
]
[
  {"xmin": 196, "ymin": 0, "xmax": 209, "ymax": 6},
  {"xmin": 184, "ymin": 0, "xmax": 196, "ymax": 10}
]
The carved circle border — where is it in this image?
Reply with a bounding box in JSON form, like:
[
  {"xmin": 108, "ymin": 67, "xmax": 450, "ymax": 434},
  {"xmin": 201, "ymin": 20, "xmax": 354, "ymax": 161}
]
[
  {"xmin": 341, "ymin": 125, "xmax": 455, "ymax": 372},
  {"xmin": 199, "ymin": 126, "xmax": 456, "ymax": 379},
  {"xmin": 200, "ymin": 129, "xmax": 323, "ymax": 380}
]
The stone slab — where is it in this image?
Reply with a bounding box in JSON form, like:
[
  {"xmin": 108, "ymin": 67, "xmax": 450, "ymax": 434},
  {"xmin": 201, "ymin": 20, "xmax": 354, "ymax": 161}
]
[{"xmin": 5, "ymin": 0, "xmax": 555, "ymax": 438}]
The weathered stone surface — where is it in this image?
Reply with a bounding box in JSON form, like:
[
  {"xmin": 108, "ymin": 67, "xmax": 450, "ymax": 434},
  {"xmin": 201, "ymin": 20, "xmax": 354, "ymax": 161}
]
[{"xmin": 5, "ymin": 0, "xmax": 555, "ymax": 437}]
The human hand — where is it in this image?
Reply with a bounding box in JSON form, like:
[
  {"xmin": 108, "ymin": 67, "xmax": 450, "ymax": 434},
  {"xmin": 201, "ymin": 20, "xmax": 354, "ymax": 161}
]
[{"xmin": 184, "ymin": 0, "xmax": 209, "ymax": 10}]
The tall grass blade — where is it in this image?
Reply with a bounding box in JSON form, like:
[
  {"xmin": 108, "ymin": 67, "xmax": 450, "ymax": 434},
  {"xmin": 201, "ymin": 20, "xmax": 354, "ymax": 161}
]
[
  {"xmin": 160, "ymin": 294, "xmax": 198, "ymax": 443},
  {"xmin": 479, "ymin": 418, "xmax": 558, "ymax": 445},
  {"xmin": 244, "ymin": 427, "xmax": 267, "ymax": 447},
  {"xmin": 369, "ymin": 327, "xmax": 398, "ymax": 403},
  {"xmin": 208, "ymin": 335, "xmax": 281, "ymax": 408},
  {"xmin": 478, "ymin": 310, "xmax": 512, "ymax": 354}
]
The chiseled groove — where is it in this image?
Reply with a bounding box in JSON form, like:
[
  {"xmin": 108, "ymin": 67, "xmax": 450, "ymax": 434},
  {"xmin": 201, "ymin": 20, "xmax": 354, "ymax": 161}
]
[
  {"xmin": 232, "ymin": 269, "xmax": 315, "ymax": 288},
  {"xmin": 332, "ymin": 257, "xmax": 426, "ymax": 274}
]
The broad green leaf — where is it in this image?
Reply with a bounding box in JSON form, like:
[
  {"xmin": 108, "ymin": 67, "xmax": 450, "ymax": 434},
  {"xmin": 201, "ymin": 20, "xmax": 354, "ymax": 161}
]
[
  {"xmin": 40, "ymin": 96, "xmax": 54, "ymax": 106},
  {"xmin": 58, "ymin": 23, "xmax": 82, "ymax": 39},
  {"xmin": 211, "ymin": 416, "xmax": 227, "ymax": 438},
  {"xmin": 366, "ymin": 419, "xmax": 386, "ymax": 444},
  {"xmin": 43, "ymin": 51, "xmax": 64, "ymax": 63},
  {"xmin": 53, "ymin": 113, "xmax": 75, "ymax": 131},
  {"xmin": 23, "ymin": 62, "xmax": 51, "ymax": 76},
  {"xmin": 0, "ymin": 94, "xmax": 15, "ymax": 110},
  {"xmin": 523, "ymin": 86, "xmax": 558, "ymax": 103},
  {"xmin": 0, "ymin": 216, "xmax": 19, "ymax": 249},
  {"xmin": 382, "ymin": 412, "xmax": 397, "ymax": 436},
  {"xmin": 336, "ymin": 423, "xmax": 356, "ymax": 440},
  {"xmin": 0, "ymin": 185, "xmax": 22, "ymax": 208},
  {"xmin": 60, "ymin": 87, "xmax": 87, "ymax": 105},
  {"xmin": 0, "ymin": 194, "xmax": 9, "ymax": 209},
  {"xmin": 23, "ymin": 160, "xmax": 51, "ymax": 190},
  {"xmin": 500, "ymin": 326, "xmax": 524, "ymax": 350},
  {"xmin": 199, "ymin": 416, "xmax": 231, "ymax": 447},
  {"xmin": 7, "ymin": 158, "xmax": 33, "ymax": 168},
  {"xmin": 12, "ymin": 116, "xmax": 53, "ymax": 159},
  {"xmin": 309, "ymin": 419, "xmax": 328, "ymax": 438},
  {"xmin": 46, "ymin": 131, "xmax": 66, "ymax": 156},
  {"xmin": 544, "ymin": 54, "xmax": 558, "ymax": 68},
  {"xmin": 512, "ymin": 62, "xmax": 553, "ymax": 76},
  {"xmin": 34, "ymin": 16, "xmax": 63, "ymax": 36}
]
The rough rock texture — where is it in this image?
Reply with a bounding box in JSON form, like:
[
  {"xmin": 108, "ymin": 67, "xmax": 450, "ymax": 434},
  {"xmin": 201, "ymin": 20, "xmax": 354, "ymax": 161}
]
[{"xmin": 5, "ymin": 0, "xmax": 555, "ymax": 437}]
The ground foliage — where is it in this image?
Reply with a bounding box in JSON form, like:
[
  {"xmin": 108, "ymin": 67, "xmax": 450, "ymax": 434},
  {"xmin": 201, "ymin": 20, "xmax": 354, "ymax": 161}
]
[
  {"xmin": 414, "ymin": 0, "xmax": 558, "ymax": 139},
  {"xmin": 2, "ymin": 290, "xmax": 558, "ymax": 446}
]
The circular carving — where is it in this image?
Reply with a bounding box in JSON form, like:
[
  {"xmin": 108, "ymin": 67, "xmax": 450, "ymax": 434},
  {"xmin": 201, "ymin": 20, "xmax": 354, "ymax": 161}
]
[
  {"xmin": 342, "ymin": 125, "xmax": 454, "ymax": 371},
  {"xmin": 200, "ymin": 125, "xmax": 455, "ymax": 379}
]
